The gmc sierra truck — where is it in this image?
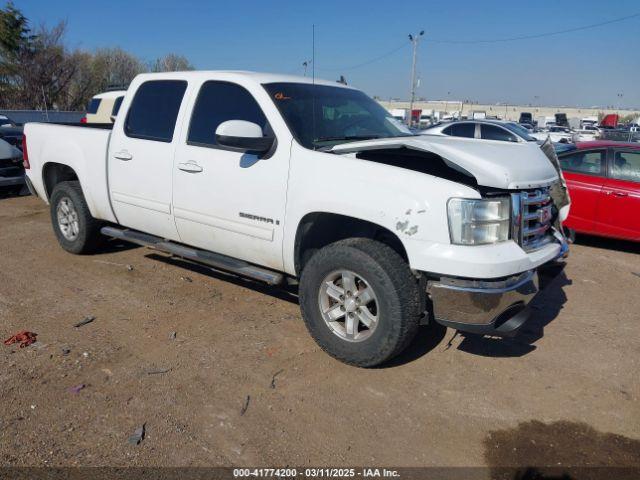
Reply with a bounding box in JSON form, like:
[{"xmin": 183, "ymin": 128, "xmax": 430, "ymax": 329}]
[{"xmin": 23, "ymin": 71, "xmax": 569, "ymax": 367}]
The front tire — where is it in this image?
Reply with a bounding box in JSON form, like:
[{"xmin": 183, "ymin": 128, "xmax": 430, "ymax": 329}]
[
  {"xmin": 50, "ymin": 181, "xmax": 103, "ymax": 254},
  {"xmin": 299, "ymin": 238, "xmax": 422, "ymax": 367}
]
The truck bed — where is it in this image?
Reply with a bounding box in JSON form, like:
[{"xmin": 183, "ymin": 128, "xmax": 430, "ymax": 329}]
[{"xmin": 24, "ymin": 122, "xmax": 117, "ymax": 223}]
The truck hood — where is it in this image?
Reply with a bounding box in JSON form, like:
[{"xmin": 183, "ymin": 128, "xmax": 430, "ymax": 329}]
[{"xmin": 330, "ymin": 135, "xmax": 559, "ymax": 190}]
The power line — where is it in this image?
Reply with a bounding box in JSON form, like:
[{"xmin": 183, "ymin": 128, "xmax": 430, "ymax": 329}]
[
  {"xmin": 429, "ymin": 12, "xmax": 640, "ymax": 44},
  {"xmin": 318, "ymin": 42, "xmax": 409, "ymax": 72},
  {"xmin": 305, "ymin": 12, "xmax": 639, "ymax": 73}
]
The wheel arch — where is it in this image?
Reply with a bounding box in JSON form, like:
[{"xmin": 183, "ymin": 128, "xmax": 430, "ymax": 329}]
[
  {"xmin": 293, "ymin": 211, "xmax": 409, "ymax": 276},
  {"xmin": 42, "ymin": 162, "xmax": 79, "ymax": 200}
]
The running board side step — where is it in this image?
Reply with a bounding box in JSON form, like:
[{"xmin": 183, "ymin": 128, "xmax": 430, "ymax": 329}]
[{"xmin": 100, "ymin": 226, "xmax": 285, "ymax": 285}]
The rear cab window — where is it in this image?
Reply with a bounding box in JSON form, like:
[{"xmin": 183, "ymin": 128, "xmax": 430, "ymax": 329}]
[
  {"xmin": 188, "ymin": 81, "xmax": 269, "ymax": 148},
  {"xmin": 87, "ymin": 98, "xmax": 101, "ymax": 114},
  {"xmin": 559, "ymin": 150, "xmax": 605, "ymax": 176},
  {"xmin": 112, "ymin": 96, "xmax": 124, "ymax": 117},
  {"xmin": 125, "ymin": 80, "xmax": 188, "ymax": 142}
]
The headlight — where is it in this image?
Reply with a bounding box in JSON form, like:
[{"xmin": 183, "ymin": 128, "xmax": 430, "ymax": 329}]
[{"xmin": 447, "ymin": 197, "xmax": 511, "ymax": 245}]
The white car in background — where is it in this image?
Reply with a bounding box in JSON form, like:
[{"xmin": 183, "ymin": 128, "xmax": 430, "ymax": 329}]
[
  {"xmin": 531, "ymin": 125, "xmax": 574, "ymax": 144},
  {"xmin": 82, "ymin": 90, "xmax": 127, "ymax": 124},
  {"xmin": 572, "ymin": 126, "xmax": 599, "ymax": 142}
]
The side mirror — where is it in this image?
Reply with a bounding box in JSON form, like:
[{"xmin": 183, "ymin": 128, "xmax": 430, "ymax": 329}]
[{"xmin": 215, "ymin": 120, "xmax": 274, "ymax": 154}]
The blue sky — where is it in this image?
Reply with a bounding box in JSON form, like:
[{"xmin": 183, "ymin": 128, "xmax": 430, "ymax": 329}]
[{"xmin": 15, "ymin": 0, "xmax": 640, "ymax": 107}]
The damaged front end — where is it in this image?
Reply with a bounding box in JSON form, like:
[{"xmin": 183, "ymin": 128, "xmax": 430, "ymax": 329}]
[
  {"xmin": 427, "ymin": 270, "xmax": 538, "ymax": 336},
  {"xmin": 330, "ymin": 134, "xmax": 569, "ymax": 337},
  {"xmin": 426, "ymin": 183, "xmax": 568, "ymax": 337}
]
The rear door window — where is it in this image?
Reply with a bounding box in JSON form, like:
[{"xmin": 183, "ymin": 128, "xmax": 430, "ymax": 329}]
[
  {"xmin": 559, "ymin": 150, "xmax": 605, "ymax": 176},
  {"xmin": 125, "ymin": 80, "xmax": 187, "ymax": 142},
  {"xmin": 188, "ymin": 81, "xmax": 268, "ymax": 147},
  {"xmin": 442, "ymin": 123, "xmax": 475, "ymax": 138},
  {"xmin": 611, "ymin": 150, "xmax": 640, "ymax": 183},
  {"xmin": 481, "ymin": 124, "xmax": 518, "ymax": 142}
]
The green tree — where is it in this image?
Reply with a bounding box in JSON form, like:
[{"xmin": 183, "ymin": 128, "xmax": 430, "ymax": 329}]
[
  {"xmin": 0, "ymin": 1, "xmax": 33, "ymax": 55},
  {"xmin": 0, "ymin": 2, "xmax": 194, "ymax": 110},
  {"xmin": 0, "ymin": 1, "xmax": 36, "ymax": 106}
]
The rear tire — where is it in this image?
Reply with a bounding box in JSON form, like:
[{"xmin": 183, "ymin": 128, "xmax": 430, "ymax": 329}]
[
  {"xmin": 50, "ymin": 181, "xmax": 103, "ymax": 254},
  {"xmin": 299, "ymin": 238, "xmax": 422, "ymax": 367}
]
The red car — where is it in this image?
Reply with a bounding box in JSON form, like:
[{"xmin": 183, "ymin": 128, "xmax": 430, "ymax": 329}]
[{"xmin": 558, "ymin": 141, "xmax": 640, "ymax": 242}]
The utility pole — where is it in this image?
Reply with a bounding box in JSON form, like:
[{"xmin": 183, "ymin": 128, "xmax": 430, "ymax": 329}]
[{"xmin": 408, "ymin": 30, "xmax": 424, "ymax": 126}]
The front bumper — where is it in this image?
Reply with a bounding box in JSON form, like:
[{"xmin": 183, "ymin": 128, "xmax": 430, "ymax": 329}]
[{"xmin": 427, "ymin": 240, "xmax": 568, "ymax": 337}]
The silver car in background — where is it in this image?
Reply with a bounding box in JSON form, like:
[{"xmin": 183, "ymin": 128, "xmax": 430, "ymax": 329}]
[{"xmin": 421, "ymin": 119, "xmax": 539, "ymax": 143}]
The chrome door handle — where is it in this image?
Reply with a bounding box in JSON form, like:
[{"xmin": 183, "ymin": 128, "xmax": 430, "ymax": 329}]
[
  {"xmin": 613, "ymin": 191, "xmax": 628, "ymax": 197},
  {"xmin": 114, "ymin": 150, "xmax": 133, "ymax": 161},
  {"xmin": 178, "ymin": 161, "xmax": 203, "ymax": 173}
]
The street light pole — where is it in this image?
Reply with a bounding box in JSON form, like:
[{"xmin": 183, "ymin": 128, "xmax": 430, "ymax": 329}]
[{"xmin": 408, "ymin": 30, "xmax": 424, "ymax": 126}]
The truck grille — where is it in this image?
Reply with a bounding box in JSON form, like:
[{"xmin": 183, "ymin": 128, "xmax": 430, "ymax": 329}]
[{"xmin": 512, "ymin": 187, "xmax": 555, "ymax": 252}]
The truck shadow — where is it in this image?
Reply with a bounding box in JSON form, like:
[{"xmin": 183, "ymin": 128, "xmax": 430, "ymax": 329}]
[
  {"xmin": 146, "ymin": 252, "xmax": 300, "ymax": 304},
  {"xmin": 144, "ymin": 252, "xmax": 448, "ymax": 366},
  {"xmin": 483, "ymin": 420, "xmax": 640, "ymax": 479},
  {"xmin": 99, "ymin": 237, "xmax": 144, "ymax": 254},
  {"xmin": 105, "ymin": 244, "xmax": 568, "ymax": 364},
  {"xmin": 454, "ymin": 265, "xmax": 571, "ymax": 358},
  {"xmin": 379, "ymin": 323, "xmax": 448, "ymax": 368},
  {"xmin": 0, "ymin": 185, "xmax": 29, "ymax": 199}
]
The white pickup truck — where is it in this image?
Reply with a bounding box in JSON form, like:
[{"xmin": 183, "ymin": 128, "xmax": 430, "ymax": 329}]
[{"xmin": 23, "ymin": 71, "xmax": 569, "ymax": 366}]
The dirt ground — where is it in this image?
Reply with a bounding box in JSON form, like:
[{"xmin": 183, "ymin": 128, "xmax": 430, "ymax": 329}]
[{"xmin": 1, "ymin": 194, "xmax": 639, "ymax": 470}]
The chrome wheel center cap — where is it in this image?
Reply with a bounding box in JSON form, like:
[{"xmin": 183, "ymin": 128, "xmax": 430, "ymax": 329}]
[{"xmin": 344, "ymin": 297, "xmax": 358, "ymax": 312}]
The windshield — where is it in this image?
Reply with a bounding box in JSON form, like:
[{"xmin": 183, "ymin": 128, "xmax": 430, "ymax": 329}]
[
  {"xmin": 0, "ymin": 116, "xmax": 13, "ymax": 127},
  {"xmin": 263, "ymin": 82, "xmax": 414, "ymax": 149},
  {"xmin": 504, "ymin": 122, "xmax": 536, "ymax": 141}
]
